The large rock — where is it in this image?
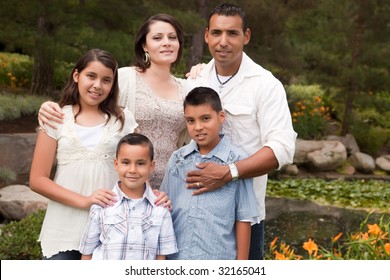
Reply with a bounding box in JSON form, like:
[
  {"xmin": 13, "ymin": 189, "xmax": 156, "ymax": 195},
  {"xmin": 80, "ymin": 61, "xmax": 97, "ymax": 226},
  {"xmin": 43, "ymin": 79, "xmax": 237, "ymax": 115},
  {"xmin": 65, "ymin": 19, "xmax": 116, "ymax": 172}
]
[
  {"xmin": 295, "ymin": 139, "xmax": 347, "ymax": 171},
  {"xmin": 326, "ymin": 133, "xmax": 360, "ymax": 156},
  {"xmin": 348, "ymin": 152, "xmax": 376, "ymax": 174},
  {"xmin": 375, "ymin": 155, "xmax": 390, "ymax": 173},
  {"xmin": 0, "ymin": 184, "xmax": 48, "ymax": 221},
  {"xmin": 0, "ymin": 133, "xmax": 37, "ymax": 175}
]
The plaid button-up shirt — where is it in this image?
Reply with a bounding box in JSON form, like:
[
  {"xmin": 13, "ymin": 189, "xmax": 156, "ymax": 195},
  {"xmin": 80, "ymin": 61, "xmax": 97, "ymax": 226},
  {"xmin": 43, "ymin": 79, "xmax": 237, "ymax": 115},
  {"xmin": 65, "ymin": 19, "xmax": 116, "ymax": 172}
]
[{"xmin": 79, "ymin": 182, "xmax": 177, "ymax": 259}]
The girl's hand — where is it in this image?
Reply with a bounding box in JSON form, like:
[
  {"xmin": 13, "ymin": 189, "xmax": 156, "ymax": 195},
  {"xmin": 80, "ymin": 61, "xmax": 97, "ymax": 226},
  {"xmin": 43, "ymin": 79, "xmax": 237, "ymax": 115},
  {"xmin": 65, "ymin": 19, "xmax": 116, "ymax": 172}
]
[{"xmin": 87, "ymin": 188, "xmax": 117, "ymax": 208}]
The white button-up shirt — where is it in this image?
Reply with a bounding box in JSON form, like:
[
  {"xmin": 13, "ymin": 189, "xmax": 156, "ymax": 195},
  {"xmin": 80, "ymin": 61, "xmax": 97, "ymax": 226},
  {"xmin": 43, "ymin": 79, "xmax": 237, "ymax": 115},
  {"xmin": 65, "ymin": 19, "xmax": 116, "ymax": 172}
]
[{"xmin": 187, "ymin": 52, "xmax": 297, "ymax": 220}]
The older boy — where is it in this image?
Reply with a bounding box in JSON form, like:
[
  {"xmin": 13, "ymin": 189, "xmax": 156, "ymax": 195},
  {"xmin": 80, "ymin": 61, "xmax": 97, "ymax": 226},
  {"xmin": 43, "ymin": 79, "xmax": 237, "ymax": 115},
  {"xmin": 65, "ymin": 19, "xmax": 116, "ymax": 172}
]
[{"xmin": 161, "ymin": 87, "xmax": 259, "ymax": 260}]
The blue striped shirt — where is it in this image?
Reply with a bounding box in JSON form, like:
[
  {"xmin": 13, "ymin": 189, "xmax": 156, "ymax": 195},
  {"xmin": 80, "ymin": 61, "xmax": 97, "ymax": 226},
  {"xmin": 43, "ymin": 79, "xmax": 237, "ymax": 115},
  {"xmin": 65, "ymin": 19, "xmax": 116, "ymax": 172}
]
[
  {"xmin": 79, "ymin": 182, "xmax": 177, "ymax": 259},
  {"xmin": 160, "ymin": 135, "xmax": 259, "ymax": 260}
]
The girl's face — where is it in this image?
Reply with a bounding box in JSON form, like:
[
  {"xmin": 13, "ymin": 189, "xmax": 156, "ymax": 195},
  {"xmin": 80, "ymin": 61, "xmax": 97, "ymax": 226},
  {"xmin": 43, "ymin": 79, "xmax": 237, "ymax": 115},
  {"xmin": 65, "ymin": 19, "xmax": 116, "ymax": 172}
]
[
  {"xmin": 73, "ymin": 61, "xmax": 114, "ymax": 109},
  {"xmin": 143, "ymin": 21, "xmax": 180, "ymax": 67}
]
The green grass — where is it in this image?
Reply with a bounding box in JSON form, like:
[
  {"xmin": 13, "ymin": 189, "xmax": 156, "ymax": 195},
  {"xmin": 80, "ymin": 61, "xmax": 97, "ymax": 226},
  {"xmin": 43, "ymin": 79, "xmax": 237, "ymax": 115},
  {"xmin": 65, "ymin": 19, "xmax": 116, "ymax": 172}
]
[{"xmin": 267, "ymin": 178, "xmax": 390, "ymax": 213}]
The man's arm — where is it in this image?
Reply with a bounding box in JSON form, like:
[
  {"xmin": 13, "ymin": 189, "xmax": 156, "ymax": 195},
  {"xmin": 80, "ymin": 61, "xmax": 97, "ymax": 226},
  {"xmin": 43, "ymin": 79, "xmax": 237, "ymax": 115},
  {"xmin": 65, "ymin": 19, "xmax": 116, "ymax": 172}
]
[
  {"xmin": 186, "ymin": 146, "xmax": 277, "ymax": 195},
  {"xmin": 235, "ymin": 221, "xmax": 251, "ymax": 260}
]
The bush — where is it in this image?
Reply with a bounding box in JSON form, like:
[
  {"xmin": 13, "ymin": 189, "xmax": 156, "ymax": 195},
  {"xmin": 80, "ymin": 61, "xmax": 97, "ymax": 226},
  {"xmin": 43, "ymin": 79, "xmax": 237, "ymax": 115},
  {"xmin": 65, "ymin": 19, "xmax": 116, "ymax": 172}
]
[
  {"xmin": 0, "ymin": 210, "xmax": 44, "ymax": 260},
  {"xmin": 0, "ymin": 52, "xmax": 32, "ymax": 89},
  {"xmin": 0, "ymin": 93, "xmax": 47, "ymax": 120},
  {"xmin": 286, "ymin": 84, "xmax": 331, "ymax": 139}
]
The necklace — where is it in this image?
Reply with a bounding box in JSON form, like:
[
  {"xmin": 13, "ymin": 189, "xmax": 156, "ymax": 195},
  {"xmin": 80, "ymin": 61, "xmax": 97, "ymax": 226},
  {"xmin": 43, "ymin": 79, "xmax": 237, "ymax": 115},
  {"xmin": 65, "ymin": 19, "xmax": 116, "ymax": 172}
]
[{"xmin": 215, "ymin": 67, "xmax": 238, "ymax": 93}]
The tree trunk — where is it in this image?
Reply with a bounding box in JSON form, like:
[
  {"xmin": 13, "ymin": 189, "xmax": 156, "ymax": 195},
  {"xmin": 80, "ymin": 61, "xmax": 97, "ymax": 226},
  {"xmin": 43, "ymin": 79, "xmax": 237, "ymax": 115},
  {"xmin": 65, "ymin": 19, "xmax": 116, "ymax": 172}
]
[
  {"xmin": 30, "ymin": 16, "xmax": 54, "ymax": 96},
  {"xmin": 341, "ymin": 7, "xmax": 365, "ymax": 135},
  {"xmin": 186, "ymin": 0, "xmax": 208, "ymax": 72}
]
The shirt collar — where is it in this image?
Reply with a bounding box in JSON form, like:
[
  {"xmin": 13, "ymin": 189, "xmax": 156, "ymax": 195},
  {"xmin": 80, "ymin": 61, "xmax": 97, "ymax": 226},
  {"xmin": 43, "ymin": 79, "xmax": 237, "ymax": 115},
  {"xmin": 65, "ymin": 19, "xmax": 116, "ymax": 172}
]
[
  {"xmin": 112, "ymin": 181, "xmax": 157, "ymax": 208},
  {"xmin": 181, "ymin": 134, "xmax": 232, "ymax": 163},
  {"xmin": 200, "ymin": 52, "xmax": 262, "ymax": 80}
]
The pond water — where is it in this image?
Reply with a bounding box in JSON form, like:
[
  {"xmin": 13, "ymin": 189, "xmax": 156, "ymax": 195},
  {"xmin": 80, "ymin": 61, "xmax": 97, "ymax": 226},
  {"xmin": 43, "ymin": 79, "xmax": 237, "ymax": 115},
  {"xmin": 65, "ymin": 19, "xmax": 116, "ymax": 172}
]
[{"xmin": 265, "ymin": 197, "xmax": 390, "ymax": 256}]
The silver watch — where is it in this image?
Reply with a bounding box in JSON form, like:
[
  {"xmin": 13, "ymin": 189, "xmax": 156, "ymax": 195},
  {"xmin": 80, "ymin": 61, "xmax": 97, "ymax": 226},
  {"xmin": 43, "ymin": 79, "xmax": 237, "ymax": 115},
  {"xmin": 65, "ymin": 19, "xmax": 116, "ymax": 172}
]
[{"xmin": 229, "ymin": 163, "xmax": 239, "ymax": 181}]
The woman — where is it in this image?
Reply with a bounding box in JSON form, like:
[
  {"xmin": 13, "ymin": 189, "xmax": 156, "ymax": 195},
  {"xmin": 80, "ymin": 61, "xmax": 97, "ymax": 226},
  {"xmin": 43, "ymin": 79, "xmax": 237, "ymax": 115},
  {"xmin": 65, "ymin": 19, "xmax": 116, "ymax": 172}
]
[{"xmin": 39, "ymin": 14, "xmax": 190, "ymax": 189}]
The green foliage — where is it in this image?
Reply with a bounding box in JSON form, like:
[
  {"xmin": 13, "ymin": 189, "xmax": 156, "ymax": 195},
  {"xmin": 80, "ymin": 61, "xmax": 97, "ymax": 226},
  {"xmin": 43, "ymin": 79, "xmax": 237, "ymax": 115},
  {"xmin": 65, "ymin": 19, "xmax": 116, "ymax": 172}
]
[
  {"xmin": 0, "ymin": 53, "xmax": 32, "ymax": 88},
  {"xmin": 0, "ymin": 167, "xmax": 17, "ymax": 186},
  {"xmin": 267, "ymin": 178, "xmax": 390, "ymax": 213},
  {"xmin": 0, "ymin": 92, "xmax": 47, "ymax": 121},
  {"xmin": 0, "ymin": 210, "xmax": 44, "ymax": 260},
  {"xmin": 286, "ymin": 84, "xmax": 331, "ymax": 139}
]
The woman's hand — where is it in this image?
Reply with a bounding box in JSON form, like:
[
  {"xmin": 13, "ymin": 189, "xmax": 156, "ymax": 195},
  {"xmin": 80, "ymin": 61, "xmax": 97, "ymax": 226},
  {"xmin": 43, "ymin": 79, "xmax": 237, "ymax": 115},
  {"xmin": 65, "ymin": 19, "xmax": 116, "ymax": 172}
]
[
  {"xmin": 185, "ymin": 63, "xmax": 206, "ymax": 79},
  {"xmin": 38, "ymin": 101, "xmax": 64, "ymax": 131}
]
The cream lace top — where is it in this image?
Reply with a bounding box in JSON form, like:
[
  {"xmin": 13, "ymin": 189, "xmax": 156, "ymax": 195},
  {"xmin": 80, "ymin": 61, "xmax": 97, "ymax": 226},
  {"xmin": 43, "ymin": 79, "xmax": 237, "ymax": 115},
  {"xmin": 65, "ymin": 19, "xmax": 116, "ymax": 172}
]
[
  {"xmin": 134, "ymin": 72, "xmax": 187, "ymax": 189},
  {"xmin": 38, "ymin": 105, "xmax": 137, "ymax": 258}
]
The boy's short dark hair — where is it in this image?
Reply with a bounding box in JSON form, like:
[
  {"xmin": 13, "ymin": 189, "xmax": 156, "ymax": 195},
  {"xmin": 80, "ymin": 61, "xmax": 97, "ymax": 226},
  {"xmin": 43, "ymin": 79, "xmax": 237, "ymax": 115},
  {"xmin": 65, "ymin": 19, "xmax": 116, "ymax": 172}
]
[
  {"xmin": 184, "ymin": 87, "xmax": 223, "ymax": 112},
  {"xmin": 116, "ymin": 133, "xmax": 154, "ymax": 160}
]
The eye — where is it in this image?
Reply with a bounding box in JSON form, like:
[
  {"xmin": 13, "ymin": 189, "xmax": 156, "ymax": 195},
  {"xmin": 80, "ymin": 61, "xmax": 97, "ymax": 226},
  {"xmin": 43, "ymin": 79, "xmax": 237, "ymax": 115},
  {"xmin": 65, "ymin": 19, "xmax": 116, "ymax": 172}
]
[
  {"xmin": 186, "ymin": 119, "xmax": 194, "ymax": 124},
  {"xmin": 102, "ymin": 78, "xmax": 112, "ymax": 84},
  {"xmin": 202, "ymin": 116, "xmax": 210, "ymax": 121}
]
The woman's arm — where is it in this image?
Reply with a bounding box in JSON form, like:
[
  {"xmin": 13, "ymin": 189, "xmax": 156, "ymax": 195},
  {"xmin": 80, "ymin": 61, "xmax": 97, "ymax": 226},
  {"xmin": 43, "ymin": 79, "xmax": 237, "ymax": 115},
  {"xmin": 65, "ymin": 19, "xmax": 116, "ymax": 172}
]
[
  {"xmin": 235, "ymin": 221, "xmax": 251, "ymax": 260},
  {"xmin": 29, "ymin": 131, "xmax": 116, "ymax": 209},
  {"xmin": 38, "ymin": 101, "xmax": 64, "ymax": 130}
]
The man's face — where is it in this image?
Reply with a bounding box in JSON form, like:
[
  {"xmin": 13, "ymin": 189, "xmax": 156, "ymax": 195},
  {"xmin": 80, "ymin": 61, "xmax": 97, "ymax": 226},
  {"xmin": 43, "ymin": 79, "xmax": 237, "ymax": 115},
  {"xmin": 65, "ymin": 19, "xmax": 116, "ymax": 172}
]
[{"xmin": 205, "ymin": 14, "xmax": 250, "ymax": 75}]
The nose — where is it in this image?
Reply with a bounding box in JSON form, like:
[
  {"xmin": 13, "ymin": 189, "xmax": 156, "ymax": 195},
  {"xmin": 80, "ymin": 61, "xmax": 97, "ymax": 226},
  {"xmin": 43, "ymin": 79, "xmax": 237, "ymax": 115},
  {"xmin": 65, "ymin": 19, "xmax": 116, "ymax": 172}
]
[
  {"xmin": 93, "ymin": 79, "xmax": 102, "ymax": 89},
  {"xmin": 127, "ymin": 164, "xmax": 136, "ymax": 173},
  {"xmin": 162, "ymin": 36, "xmax": 171, "ymax": 46},
  {"xmin": 195, "ymin": 121, "xmax": 203, "ymax": 131},
  {"xmin": 219, "ymin": 33, "xmax": 228, "ymax": 47}
]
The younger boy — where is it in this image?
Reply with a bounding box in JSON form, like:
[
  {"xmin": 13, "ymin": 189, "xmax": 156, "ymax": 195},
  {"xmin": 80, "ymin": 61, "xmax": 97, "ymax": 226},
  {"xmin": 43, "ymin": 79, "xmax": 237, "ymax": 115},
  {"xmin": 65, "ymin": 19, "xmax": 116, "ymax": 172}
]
[
  {"xmin": 79, "ymin": 133, "xmax": 177, "ymax": 260},
  {"xmin": 160, "ymin": 87, "xmax": 259, "ymax": 260}
]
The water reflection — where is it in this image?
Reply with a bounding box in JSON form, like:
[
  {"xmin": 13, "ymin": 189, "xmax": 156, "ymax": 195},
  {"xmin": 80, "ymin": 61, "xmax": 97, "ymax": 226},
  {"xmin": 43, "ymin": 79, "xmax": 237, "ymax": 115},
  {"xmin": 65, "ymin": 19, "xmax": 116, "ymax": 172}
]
[{"xmin": 265, "ymin": 197, "xmax": 390, "ymax": 256}]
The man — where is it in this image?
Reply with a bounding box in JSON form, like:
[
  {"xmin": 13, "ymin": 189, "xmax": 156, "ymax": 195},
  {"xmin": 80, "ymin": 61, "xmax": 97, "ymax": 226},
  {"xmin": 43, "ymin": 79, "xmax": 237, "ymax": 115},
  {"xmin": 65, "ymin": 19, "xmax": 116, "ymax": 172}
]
[{"xmin": 186, "ymin": 3, "xmax": 297, "ymax": 260}]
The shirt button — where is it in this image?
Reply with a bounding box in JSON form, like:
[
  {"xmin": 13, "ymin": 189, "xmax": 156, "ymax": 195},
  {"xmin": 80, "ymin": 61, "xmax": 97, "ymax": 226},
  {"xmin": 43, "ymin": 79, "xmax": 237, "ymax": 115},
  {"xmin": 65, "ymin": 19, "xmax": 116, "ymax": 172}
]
[
  {"xmin": 129, "ymin": 246, "xmax": 133, "ymax": 250},
  {"xmin": 132, "ymin": 207, "xmax": 135, "ymax": 210},
  {"xmin": 149, "ymin": 220, "xmax": 153, "ymax": 225},
  {"xmin": 131, "ymin": 226, "xmax": 134, "ymax": 229}
]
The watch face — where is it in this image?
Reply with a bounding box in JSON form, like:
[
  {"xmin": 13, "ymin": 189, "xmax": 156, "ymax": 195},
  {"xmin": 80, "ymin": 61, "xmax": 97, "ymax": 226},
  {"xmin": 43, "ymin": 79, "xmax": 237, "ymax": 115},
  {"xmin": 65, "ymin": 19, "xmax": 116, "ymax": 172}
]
[{"xmin": 229, "ymin": 164, "xmax": 239, "ymax": 180}]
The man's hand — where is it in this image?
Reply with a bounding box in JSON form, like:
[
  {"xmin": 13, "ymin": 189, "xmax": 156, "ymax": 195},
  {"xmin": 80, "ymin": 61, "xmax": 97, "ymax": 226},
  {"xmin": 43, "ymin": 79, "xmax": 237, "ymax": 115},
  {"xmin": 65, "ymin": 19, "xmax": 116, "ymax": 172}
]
[
  {"xmin": 185, "ymin": 162, "xmax": 231, "ymax": 195},
  {"xmin": 38, "ymin": 101, "xmax": 64, "ymax": 131}
]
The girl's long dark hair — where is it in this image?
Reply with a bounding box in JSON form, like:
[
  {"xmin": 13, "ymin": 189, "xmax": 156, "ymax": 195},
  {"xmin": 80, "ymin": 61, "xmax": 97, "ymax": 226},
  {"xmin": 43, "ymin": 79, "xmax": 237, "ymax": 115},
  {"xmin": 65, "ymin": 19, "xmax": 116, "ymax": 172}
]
[{"xmin": 59, "ymin": 49, "xmax": 124, "ymax": 130}]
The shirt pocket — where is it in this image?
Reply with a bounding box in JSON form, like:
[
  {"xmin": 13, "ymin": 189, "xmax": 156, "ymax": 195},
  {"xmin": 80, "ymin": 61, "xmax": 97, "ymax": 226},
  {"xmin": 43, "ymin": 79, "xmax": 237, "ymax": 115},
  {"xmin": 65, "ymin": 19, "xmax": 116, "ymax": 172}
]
[
  {"xmin": 223, "ymin": 104, "xmax": 254, "ymax": 132},
  {"xmin": 102, "ymin": 213, "xmax": 127, "ymax": 236},
  {"xmin": 142, "ymin": 215, "xmax": 163, "ymax": 258}
]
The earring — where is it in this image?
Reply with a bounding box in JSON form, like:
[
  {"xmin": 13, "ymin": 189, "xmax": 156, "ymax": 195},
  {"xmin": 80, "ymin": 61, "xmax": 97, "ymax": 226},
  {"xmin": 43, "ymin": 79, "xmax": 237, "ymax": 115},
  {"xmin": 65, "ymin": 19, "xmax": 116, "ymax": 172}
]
[{"xmin": 143, "ymin": 51, "xmax": 151, "ymax": 67}]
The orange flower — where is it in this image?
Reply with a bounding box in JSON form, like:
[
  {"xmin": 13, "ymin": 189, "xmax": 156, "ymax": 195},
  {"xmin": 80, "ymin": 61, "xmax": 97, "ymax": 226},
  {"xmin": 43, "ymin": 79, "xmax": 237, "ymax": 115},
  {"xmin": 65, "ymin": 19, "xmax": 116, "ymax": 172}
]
[
  {"xmin": 332, "ymin": 232, "xmax": 343, "ymax": 243},
  {"xmin": 385, "ymin": 243, "xmax": 390, "ymax": 255},
  {"xmin": 302, "ymin": 238, "xmax": 318, "ymax": 256},
  {"xmin": 274, "ymin": 251, "xmax": 288, "ymax": 260},
  {"xmin": 367, "ymin": 224, "xmax": 382, "ymax": 236},
  {"xmin": 270, "ymin": 237, "xmax": 278, "ymax": 248}
]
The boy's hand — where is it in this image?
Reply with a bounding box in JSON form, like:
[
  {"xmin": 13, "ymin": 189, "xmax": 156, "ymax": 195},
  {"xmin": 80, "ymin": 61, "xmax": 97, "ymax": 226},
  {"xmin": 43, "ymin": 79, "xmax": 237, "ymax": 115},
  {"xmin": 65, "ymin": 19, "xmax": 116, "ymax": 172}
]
[{"xmin": 153, "ymin": 190, "xmax": 172, "ymax": 210}]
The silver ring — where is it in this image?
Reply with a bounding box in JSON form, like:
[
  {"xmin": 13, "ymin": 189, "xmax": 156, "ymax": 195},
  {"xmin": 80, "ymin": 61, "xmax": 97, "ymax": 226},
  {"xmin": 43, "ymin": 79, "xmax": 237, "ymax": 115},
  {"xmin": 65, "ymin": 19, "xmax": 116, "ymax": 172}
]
[{"xmin": 196, "ymin": 182, "xmax": 200, "ymax": 188}]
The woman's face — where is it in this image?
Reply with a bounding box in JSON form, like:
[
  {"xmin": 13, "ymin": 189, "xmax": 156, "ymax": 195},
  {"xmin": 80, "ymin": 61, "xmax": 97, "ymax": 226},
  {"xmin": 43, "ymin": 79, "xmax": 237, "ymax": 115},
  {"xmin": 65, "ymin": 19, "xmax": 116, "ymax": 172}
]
[{"xmin": 143, "ymin": 20, "xmax": 180, "ymax": 67}]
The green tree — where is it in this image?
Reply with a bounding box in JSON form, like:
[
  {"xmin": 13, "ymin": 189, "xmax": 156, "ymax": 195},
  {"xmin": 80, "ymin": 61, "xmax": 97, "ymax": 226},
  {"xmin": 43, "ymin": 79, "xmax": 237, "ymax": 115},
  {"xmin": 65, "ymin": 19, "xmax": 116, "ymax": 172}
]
[{"xmin": 286, "ymin": 0, "xmax": 390, "ymax": 134}]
